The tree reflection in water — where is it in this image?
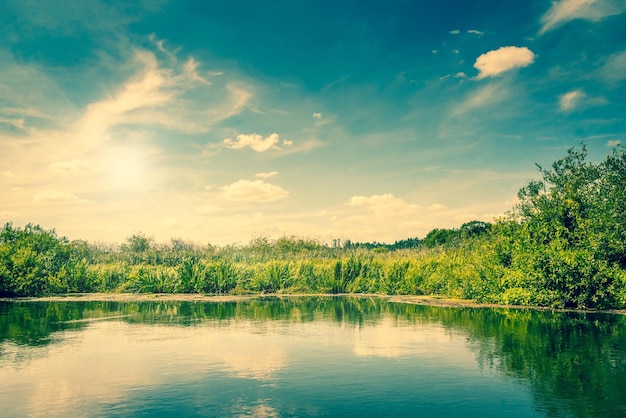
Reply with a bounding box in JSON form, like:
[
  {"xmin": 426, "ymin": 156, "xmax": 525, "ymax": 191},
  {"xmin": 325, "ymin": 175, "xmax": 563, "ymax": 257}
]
[{"xmin": 1, "ymin": 297, "xmax": 624, "ymax": 417}]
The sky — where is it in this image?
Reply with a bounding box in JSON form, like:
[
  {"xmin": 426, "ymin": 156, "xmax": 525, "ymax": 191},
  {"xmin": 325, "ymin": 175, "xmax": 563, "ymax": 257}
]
[{"xmin": 1, "ymin": 0, "xmax": 625, "ymax": 246}]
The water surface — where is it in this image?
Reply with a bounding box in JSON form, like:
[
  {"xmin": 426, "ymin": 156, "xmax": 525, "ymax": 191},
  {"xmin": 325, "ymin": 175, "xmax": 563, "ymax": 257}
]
[{"xmin": 1, "ymin": 296, "xmax": 625, "ymax": 417}]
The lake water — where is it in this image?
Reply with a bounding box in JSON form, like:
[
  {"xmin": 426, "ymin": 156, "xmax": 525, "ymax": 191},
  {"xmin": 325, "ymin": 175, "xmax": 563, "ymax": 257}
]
[{"xmin": 0, "ymin": 296, "xmax": 625, "ymax": 417}]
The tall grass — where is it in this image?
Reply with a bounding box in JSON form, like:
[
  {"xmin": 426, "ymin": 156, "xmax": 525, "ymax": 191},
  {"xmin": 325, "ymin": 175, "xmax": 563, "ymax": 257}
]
[{"xmin": 2, "ymin": 225, "xmax": 625, "ymax": 309}]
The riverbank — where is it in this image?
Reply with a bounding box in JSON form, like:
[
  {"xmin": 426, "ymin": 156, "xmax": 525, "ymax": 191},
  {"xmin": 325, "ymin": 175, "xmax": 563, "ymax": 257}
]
[{"xmin": 3, "ymin": 292, "xmax": 625, "ymax": 315}]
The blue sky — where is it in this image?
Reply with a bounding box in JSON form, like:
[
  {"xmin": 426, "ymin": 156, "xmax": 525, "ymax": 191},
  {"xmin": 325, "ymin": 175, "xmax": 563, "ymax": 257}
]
[{"xmin": 1, "ymin": 0, "xmax": 625, "ymax": 245}]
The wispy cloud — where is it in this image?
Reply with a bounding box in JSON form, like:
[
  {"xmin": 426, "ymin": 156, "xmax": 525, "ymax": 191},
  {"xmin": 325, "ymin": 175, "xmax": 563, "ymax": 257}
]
[
  {"xmin": 279, "ymin": 138, "xmax": 324, "ymax": 155},
  {"xmin": 148, "ymin": 32, "xmax": 179, "ymax": 64},
  {"xmin": 224, "ymin": 133, "xmax": 280, "ymax": 152},
  {"xmin": 451, "ymin": 83, "xmax": 508, "ymax": 116},
  {"xmin": 6, "ymin": 0, "xmax": 168, "ymax": 36},
  {"xmin": 349, "ymin": 193, "xmax": 420, "ymax": 215},
  {"xmin": 312, "ymin": 112, "xmax": 336, "ymax": 127},
  {"xmin": 49, "ymin": 159, "xmax": 90, "ymax": 172},
  {"xmin": 196, "ymin": 204, "xmax": 222, "ymax": 214},
  {"xmin": 78, "ymin": 51, "xmax": 172, "ymax": 142},
  {"xmin": 473, "ymin": 46, "xmax": 535, "ymax": 79},
  {"xmin": 255, "ymin": 171, "xmax": 278, "ymax": 179},
  {"xmin": 559, "ymin": 88, "xmax": 608, "ymax": 111},
  {"xmin": 607, "ymin": 140, "xmax": 622, "ymax": 147},
  {"xmin": 221, "ymin": 179, "xmax": 289, "ymax": 202},
  {"xmin": 77, "ymin": 48, "xmax": 243, "ymax": 141},
  {"xmin": 34, "ymin": 189, "xmax": 86, "ymax": 203},
  {"xmin": 0, "ymin": 53, "xmax": 76, "ymax": 128},
  {"xmin": 559, "ymin": 89, "xmax": 586, "ymax": 111},
  {"xmin": 539, "ymin": 0, "xmax": 626, "ymax": 35},
  {"xmin": 599, "ymin": 50, "xmax": 626, "ymax": 82},
  {"xmin": 0, "ymin": 117, "xmax": 25, "ymax": 129}
]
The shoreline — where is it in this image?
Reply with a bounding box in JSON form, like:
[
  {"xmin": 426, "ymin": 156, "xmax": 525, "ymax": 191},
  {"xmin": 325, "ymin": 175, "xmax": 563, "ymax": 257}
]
[{"xmin": 2, "ymin": 292, "xmax": 625, "ymax": 315}]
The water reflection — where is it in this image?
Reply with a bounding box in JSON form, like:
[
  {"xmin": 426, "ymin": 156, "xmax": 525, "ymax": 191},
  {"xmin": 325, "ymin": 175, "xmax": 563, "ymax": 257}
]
[{"xmin": 0, "ymin": 296, "xmax": 625, "ymax": 417}]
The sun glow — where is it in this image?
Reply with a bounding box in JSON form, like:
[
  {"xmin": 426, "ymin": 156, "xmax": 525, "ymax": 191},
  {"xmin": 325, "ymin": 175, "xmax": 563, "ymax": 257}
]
[{"xmin": 101, "ymin": 146, "xmax": 147, "ymax": 189}]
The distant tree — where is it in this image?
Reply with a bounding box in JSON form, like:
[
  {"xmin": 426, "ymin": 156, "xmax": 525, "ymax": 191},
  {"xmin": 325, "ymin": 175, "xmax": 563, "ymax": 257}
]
[
  {"xmin": 422, "ymin": 228, "xmax": 460, "ymax": 247},
  {"xmin": 460, "ymin": 220, "xmax": 492, "ymax": 238},
  {"xmin": 391, "ymin": 237, "xmax": 421, "ymax": 250},
  {"xmin": 120, "ymin": 232, "xmax": 156, "ymax": 264},
  {"xmin": 170, "ymin": 238, "xmax": 197, "ymax": 252},
  {"xmin": 122, "ymin": 233, "xmax": 153, "ymax": 253}
]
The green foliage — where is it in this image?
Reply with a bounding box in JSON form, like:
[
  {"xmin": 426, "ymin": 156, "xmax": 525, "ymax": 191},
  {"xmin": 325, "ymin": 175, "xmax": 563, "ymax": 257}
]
[
  {"xmin": 0, "ymin": 223, "xmax": 73, "ymax": 296},
  {"xmin": 422, "ymin": 228, "xmax": 459, "ymax": 247},
  {"xmin": 1, "ymin": 146, "xmax": 625, "ymax": 309},
  {"xmin": 496, "ymin": 145, "xmax": 626, "ymax": 309}
]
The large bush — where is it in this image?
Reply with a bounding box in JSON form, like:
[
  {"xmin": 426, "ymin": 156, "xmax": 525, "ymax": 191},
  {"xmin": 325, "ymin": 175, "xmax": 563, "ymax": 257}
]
[
  {"xmin": 0, "ymin": 223, "xmax": 74, "ymax": 296},
  {"xmin": 497, "ymin": 145, "xmax": 626, "ymax": 309}
]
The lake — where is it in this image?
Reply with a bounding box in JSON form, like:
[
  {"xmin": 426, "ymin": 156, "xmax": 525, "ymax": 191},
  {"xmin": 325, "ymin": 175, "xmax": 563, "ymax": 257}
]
[{"xmin": 1, "ymin": 296, "xmax": 625, "ymax": 417}]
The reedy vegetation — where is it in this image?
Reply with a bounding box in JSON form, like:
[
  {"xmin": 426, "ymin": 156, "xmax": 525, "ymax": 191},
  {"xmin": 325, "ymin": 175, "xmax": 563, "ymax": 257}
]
[{"xmin": 1, "ymin": 145, "xmax": 625, "ymax": 309}]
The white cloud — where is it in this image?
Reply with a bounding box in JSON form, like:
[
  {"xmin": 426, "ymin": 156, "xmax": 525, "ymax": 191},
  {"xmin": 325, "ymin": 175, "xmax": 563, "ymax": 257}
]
[
  {"xmin": 467, "ymin": 29, "xmax": 484, "ymax": 36},
  {"xmin": 183, "ymin": 57, "xmax": 211, "ymax": 85},
  {"xmin": 221, "ymin": 179, "xmax": 289, "ymax": 202},
  {"xmin": 559, "ymin": 89, "xmax": 586, "ymax": 111},
  {"xmin": 279, "ymin": 138, "xmax": 324, "ymax": 155},
  {"xmin": 607, "ymin": 140, "xmax": 621, "ymax": 147},
  {"xmin": 34, "ymin": 190, "xmax": 84, "ymax": 202},
  {"xmin": 428, "ymin": 204, "xmax": 447, "ymax": 210},
  {"xmin": 0, "ymin": 117, "xmax": 25, "ymax": 129},
  {"xmin": 474, "ymin": 46, "xmax": 535, "ymax": 79},
  {"xmin": 196, "ymin": 204, "xmax": 222, "ymax": 214},
  {"xmin": 80, "ymin": 51, "xmax": 173, "ymax": 138},
  {"xmin": 148, "ymin": 32, "xmax": 178, "ymax": 63},
  {"xmin": 450, "ymin": 29, "xmax": 461, "ymax": 35},
  {"xmin": 223, "ymin": 133, "xmax": 280, "ymax": 152},
  {"xmin": 207, "ymin": 83, "xmax": 253, "ymax": 125},
  {"xmin": 49, "ymin": 159, "xmax": 89, "ymax": 172},
  {"xmin": 451, "ymin": 83, "xmax": 508, "ymax": 116},
  {"xmin": 349, "ymin": 193, "xmax": 420, "ymax": 215},
  {"xmin": 600, "ymin": 50, "xmax": 626, "ymax": 82},
  {"xmin": 76, "ymin": 49, "xmax": 252, "ymax": 145},
  {"xmin": 455, "ymin": 72, "xmax": 467, "ymax": 78},
  {"xmin": 282, "ymin": 139, "xmax": 293, "ymax": 147},
  {"xmin": 255, "ymin": 171, "xmax": 278, "ymax": 179},
  {"xmin": 1, "ymin": 106, "xmax": 50, "ymax": 119},
  {"xmin": 539, "ymin": 0, "xmax": 626, "ymax": 34},
  {"xmin": 313, "ymin": 112, "xmax": 336, "ymax": 127}
]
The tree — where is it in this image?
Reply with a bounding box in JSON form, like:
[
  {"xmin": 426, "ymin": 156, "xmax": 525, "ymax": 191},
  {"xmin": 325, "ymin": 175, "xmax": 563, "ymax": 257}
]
[
  {"xmin": 503, "ymin": 144, "xmax": 626, "ymax": 309},
  {"xmin": 123, "ymin": 233, "xmax": 153, "ymax": 253},
  {"xmin": 459, "ymin": 220, "xmax": 492, "ymax": 238},
  {"xmin": 422, "ymin": 228, "xmax": 460, "ymax": 247},
  {"xmin": 0, "ymin": 223, "xmax": 73, "ymax": 296},
  {"xmin": 120, "ymin": 233, "xmax": 156, "ymax": 264}
]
